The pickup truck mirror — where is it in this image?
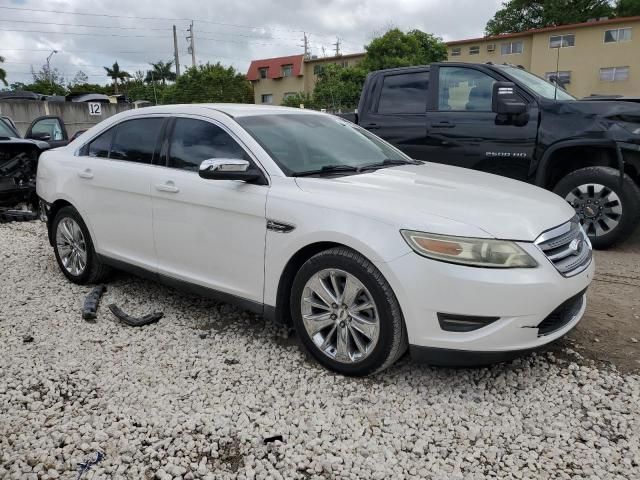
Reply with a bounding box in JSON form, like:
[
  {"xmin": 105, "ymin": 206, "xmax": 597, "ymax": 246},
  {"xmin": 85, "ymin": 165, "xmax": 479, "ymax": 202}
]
[
  {"xmin": 198, "ymin": 158, "xmax": 264, "ymax": 184},
  {"xmin": 492, "ymin": 82, "xmax": 527, "ymax": 115}
]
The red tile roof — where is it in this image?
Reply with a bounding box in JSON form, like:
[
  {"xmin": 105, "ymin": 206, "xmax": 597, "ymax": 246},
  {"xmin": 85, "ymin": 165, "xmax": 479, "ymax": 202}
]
[
  {"xmin": 246, "ymin": 54, "xmax": 304, "ymax": 81},
  {"xmin": 446, "ymin": 15, "xmax": 640, "ymax": 46}
]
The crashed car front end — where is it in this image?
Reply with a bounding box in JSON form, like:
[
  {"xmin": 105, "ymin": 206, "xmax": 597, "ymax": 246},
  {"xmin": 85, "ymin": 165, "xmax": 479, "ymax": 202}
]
[{"xmin": 0, "ymin": 138, "xmax": 49, "ymax": 220}]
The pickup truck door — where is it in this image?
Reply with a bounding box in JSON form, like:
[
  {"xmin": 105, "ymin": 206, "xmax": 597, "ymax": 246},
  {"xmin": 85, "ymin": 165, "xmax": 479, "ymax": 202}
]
[
  {"xmin": 424, "ymin": 65, "xmax": 538, "ymax": 181},
  {"xmin": 358, "ymin": 70, "xmax": 430, "ymax": 161}
]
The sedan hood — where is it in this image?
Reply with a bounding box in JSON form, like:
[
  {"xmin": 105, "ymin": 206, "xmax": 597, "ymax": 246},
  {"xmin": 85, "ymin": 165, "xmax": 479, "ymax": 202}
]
[{"xmin": 295, "ymin": 163, "xmax": 576, "ymax": 241}]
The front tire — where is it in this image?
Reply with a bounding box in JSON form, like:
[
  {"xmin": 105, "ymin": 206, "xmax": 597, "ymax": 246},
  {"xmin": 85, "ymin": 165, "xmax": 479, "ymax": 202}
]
[
  {"xmin": 290, "ymin": 247, "xmax": 407, "ymax": 376},
  {"xmin": 52, "ymin": 206, "xmax": 110, "ymax": 284},
  {"xmin": 553, "ymin": 166, "xmax": 640, "ymax": 249}
]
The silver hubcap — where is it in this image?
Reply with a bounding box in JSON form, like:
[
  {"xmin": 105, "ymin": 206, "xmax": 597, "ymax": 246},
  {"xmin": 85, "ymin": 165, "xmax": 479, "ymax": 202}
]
[
  {"xmin": 56, "ymin": 217, "xmax": 88, "ymax": 276},
  {"xmin": 301, "ymin": 269, "xmax": 379, "ymax": 364},
  {"xmin": 565, "ymin": 183, "xmax": 622, "ymax": 237}
]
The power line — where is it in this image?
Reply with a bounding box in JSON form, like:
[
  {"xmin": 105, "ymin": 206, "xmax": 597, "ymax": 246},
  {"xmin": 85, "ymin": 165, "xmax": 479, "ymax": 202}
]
[
  {"xmin": 0, "ymin": 18, "xmax": 182, "ymax": 31},
  {"xmin": 0, "ymin": 28, "xmax": 168, "ymax": 39}
]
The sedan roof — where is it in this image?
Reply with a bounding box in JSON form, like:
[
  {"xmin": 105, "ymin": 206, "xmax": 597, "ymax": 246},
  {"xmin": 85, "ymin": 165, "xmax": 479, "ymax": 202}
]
[{"xmin": 127, "ymin": 103, "xmax": 322, "ymax": 118}]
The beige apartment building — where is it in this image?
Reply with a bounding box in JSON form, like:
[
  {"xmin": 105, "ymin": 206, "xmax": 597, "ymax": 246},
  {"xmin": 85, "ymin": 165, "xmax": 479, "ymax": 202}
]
[
  {"xmin": 246, "ymin": 53, "xmax": 365, "ymax": 105},
  {"xmin": 446, "ymin": 16, "xmax": 640, "ymax": 98}
]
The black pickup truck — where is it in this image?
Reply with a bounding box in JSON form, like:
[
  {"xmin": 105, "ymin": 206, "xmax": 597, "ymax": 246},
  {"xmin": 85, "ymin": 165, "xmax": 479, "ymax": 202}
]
[{"xmin": 341, "ymin": 62, "xmax": 640, "ymax": 248}]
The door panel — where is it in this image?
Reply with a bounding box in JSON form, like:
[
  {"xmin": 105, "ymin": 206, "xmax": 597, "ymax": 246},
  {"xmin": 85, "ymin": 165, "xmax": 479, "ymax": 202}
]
[
  {"xmin": 364, "ymin": 71, "xmax": 430, "ymax": 161},
  {"xmin": 425, "ymin": 66, "xmax": 538, "ymax": 181},
  {"xmin": 151, "ymin": 117, "xmax": 268, "ymax": 303}
]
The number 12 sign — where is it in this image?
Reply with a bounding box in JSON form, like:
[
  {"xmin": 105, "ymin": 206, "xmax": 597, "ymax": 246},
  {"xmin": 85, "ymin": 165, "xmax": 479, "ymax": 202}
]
[{"xmin": 88, "ymin": 102, "xmax": 102, "ymax": 116}]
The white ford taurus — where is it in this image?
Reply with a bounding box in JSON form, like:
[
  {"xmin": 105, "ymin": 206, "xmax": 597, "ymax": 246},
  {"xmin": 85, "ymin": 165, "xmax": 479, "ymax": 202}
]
[{"xmin": 36, "ymin": 104, "xmax": 593, "ymax": 375}]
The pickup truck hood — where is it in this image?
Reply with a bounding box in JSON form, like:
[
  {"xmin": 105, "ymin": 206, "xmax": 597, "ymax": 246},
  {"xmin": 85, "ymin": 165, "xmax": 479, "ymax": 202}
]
[{"xmin": 295, "ymin": 163, "xmax": 576, "ymax": 241}]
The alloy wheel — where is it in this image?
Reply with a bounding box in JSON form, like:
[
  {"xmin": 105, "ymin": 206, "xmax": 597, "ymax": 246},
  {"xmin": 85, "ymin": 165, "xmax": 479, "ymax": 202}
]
[
  {"xmin": 301, "ymin": 268, "xmax": 380, "ymax": 364},
  {"xmin": 56, "ymin": 217, "xmax": 88, "ymax": 276},
  {"xmin": 565, "ymin": 183, "xmax": 622, "ymax": 237}
]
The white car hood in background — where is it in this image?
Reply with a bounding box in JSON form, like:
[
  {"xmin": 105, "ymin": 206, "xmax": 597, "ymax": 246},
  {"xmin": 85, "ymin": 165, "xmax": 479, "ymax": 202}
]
[{"xmin": 294, "ymin": 163, "xmax": 576, "ymax": 241}]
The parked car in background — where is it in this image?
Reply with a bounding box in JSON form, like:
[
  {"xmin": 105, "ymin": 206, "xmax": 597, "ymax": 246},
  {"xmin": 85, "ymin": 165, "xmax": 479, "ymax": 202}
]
[
  {"xmin": 341, "ymin": 62, "xmax": 640, "ymax": 249},
  {"xmin": 37, "ymin": 105, "xmax": 593, "ymax": 375}
]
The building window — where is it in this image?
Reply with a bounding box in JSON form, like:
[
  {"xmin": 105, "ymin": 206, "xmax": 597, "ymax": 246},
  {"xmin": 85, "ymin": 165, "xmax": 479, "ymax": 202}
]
[
  {"xmin": 451, "ymin": 47, "xmax": 461, "ymax": 56},
  {"xmin": 282, "ymin": 64, "xmax": 293, "ymax": 77},
  {"xmin": 501, "ymin": 41, "xmax": 523, "ymax": 55},
  {"xmin": 545, "ymin": 71, "xmax": 572, "ymax": 85},
  {"xmin": 549, "ymin": 34, "xmax": 575, "ymax": 48},
  {"xmin": 258, "ymin": 67, "xmax": 268, "ymax": 79},
  {"xmin": 469, "ymin": 46, "xmax": 480, "ymax": 55},
  {"xmin": 340, "ymin": 60, "xmax": 349, "ymax": 68},
  {"xmin": 283, "ymin": 92, "xmax": 297, "ymax": 99},
  {"xmin": 261, "ymin": 94, "xmax": 273, "ymax": 104},
  {"xmin": 600, "ymin": 66, "xmax": 630, "ymax": 82},
  {"xmin": 313, "ymin": 64, "xmax": 324, "ymax": 75},
  {"xmin": 604, "ymin": 27, "xmax": 632, "ymax": 43}
]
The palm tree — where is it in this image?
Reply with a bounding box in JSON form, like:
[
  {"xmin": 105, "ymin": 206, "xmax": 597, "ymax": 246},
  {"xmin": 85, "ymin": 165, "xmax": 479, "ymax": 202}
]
[
  {"xmin": 103, "ymin": 61, "xmax": 131, "ymax": 94},
  {"xmin": 0, "ymin": 56, "xmax": 7, "ymax": 87},
  {"xmin": 145, "ymin": 60, "xmax": 176, "ymax": 85}
]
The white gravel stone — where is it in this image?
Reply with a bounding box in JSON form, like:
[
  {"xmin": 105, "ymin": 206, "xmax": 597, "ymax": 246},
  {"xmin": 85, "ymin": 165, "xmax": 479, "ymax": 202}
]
[{"xmin": 1, "ymin": 222, "xmax": 639, "ymax": 479}]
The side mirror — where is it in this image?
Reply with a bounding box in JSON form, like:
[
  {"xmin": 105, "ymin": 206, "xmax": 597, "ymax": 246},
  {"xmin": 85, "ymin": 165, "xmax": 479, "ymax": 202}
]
[
  {"xmin": 492, "ymin": 82, "xmax": 527, "ymax": 115},
  {"xmin": 199, "ymin": 159, "xmax": 264, "ymax": 184},
  {"xmin": 28, "ymin": 132, "xmax": 51, "ymax": 141}
]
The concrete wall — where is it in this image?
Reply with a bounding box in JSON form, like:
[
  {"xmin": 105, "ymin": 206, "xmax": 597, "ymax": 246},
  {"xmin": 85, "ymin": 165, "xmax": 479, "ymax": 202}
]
[{"xmin": 0, "ymin": 100, "xmax": 133, "ymax": 137}]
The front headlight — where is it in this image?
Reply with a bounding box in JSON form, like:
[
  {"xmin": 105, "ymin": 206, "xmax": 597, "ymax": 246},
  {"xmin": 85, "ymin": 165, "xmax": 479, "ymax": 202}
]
[{"xmin": 400, "ymin": 230, "xmax": 538, "ymax": 268}]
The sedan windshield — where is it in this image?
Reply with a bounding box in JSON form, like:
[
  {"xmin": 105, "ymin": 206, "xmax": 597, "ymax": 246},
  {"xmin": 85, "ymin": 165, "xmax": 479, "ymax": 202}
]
[
  {"xmin": 237, "ymin": 114, "xmax": 414, "ymax": 176},
  {"xmin": 495, "ymin": 65, "xmax": 575, "ymax": 101}
]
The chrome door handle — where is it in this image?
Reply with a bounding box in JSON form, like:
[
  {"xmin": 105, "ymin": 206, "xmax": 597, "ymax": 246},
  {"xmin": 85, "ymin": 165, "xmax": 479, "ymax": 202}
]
[
  {"xmin": 155, "ymin": 182, "xmax": 179, "ymax": 193},
  {"xmin": 77, "ymin": 169, "xmax": 94, "ymax": 179}
]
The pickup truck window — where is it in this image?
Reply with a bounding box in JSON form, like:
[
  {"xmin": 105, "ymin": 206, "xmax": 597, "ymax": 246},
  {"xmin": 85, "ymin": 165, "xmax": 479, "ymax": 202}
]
[
  {"xmin": 495, "ymin": 65, "xmax": 575, "ymax": 101},
  {"xmin": 437, "ymin": 67, "xmax": 495, "ymax": 112},
  {"xmin": 377, "ymin": 72, "xmax": 429, "ymax": 114}
]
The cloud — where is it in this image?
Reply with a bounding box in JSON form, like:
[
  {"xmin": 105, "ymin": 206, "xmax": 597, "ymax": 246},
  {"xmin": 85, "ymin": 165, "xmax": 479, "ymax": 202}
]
[{"xmin": 0, "ymin": 0, "xmax": 503, "ymax": 86}]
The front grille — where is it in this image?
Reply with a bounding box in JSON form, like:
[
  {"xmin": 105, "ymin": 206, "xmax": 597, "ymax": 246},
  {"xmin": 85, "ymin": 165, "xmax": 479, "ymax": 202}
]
[
  {"xmin": 537, "ymin": 289, "xmax": 586, "ymax": 336},
  {"xmin": 535, "ymin": 217, "xmax": 592, "ymax": 277}
]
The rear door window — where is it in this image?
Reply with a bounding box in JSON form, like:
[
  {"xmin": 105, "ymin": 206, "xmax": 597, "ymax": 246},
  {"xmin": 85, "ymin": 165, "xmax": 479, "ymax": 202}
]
[
  {"xmin": 109, "ymin": 118, "xmax": 164, "ymax": 164},
  {"xmin": 377, "ymin": 72, "xmax": 429, "ymax": 114}
]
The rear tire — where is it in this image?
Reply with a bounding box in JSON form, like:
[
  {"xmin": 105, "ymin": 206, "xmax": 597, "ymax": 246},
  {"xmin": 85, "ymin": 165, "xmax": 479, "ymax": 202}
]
[
  {"xmin": 553, "ymin": 166, "xmax": 640, "ymax": 249},
  {"xmin": 290, "ymin": 247, "xmax": 407, "ymax": 376},
  {"xmin": 52, "ymin": 206, "xmax": 110, "ymax": 284}
]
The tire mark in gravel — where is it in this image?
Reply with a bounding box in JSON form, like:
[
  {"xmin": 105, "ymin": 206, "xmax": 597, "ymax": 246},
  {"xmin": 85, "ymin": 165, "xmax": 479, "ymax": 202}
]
[{"xmin": 593, "ymin": 272, "xmax": 640, "ymax": 288}]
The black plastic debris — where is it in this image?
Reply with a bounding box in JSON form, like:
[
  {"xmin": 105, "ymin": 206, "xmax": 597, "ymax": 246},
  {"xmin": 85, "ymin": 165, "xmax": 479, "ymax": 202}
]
[
  {"xmin": 263, "ymin": 435, "xmax": 284, "ymax": 444},
  {"xmin": 82, "ymin": 285, "xmax": 107, "ymax": 321},
  {"xmin": 224, "ymin": 358, "xmax": 240, "ymax": 365},
  {"xmin": 76, "ymin": 450, "xmax": 105, "ymax": 480},
  {"xmin": 108, "ymin": 304, "xmax": 163, "ymax": 327},
  {"xmin": 0, "ymin": 208, "xmax": 39, "ymax": 223},
  {"xmin": 22, "ymin": 334, "xmax": 34, "ymax": 343}
]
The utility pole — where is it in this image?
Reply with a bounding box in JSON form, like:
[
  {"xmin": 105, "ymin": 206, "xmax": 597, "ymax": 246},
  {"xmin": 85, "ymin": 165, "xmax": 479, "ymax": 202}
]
[
  {"xmin": 186, "ymin": 21, "xmax": 196, "ymax": 68},
  {"xmin": 332, "ymin": 37, "xmax": 341, "ymax": 57},
  {"xmin": 46, "ymin": 49, "xmax": 58, "ymax": 87},
  {"xmin": 173, "ymin": 25, "xmax": 181, "ymax": 77},
  {"xmin": 300, "ymin": 32, "xmax": 310, "ymax": 59}
]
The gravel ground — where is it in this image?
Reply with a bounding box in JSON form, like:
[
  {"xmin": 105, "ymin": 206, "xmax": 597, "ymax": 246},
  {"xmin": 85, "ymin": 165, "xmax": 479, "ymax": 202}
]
[{"xmin": 1, "ymin": 222, "xmax": 639, "ymax": 480}]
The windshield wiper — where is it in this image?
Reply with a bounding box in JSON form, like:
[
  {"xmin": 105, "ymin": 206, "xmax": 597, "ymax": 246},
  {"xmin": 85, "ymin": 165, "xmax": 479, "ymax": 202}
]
[
  {"xmin": 357, "ymin": 158, "xmax": 422, "ymax": 172},
  {"xmin": 292, "ymin": 164, "xmax": 361, "ymax": 177}
]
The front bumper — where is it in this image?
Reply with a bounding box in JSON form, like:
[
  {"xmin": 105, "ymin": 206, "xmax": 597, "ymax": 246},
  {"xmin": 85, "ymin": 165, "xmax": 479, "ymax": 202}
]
[{"xmin": 376, "ymin": 240, "xmax": 593, "ymax": 361}]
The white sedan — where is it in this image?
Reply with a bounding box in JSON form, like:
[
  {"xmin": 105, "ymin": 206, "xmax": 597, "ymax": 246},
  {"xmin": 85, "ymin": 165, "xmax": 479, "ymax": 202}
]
[{"xmin": 36, "ymin": 104, "xmax": 593, "ymax": 376}]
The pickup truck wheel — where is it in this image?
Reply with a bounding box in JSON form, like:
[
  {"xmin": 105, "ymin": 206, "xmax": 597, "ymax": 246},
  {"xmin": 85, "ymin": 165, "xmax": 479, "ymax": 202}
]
[
  {"xmin": 553, "ymin": 166, "xmax": 640, "ymax": 249},
  {"xmin": 52, "ymin": 206, "xmax": 110, "ymax": 284},
  {"xmin": 290, "ymin": 247, "xmax": 408, "ymax": 376}
]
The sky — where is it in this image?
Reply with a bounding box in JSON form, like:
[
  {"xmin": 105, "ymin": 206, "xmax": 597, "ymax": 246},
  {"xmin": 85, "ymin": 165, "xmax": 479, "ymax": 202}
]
[{"xmin": 0, "ymin": 0, "xmax": 504, "ymax": 86}]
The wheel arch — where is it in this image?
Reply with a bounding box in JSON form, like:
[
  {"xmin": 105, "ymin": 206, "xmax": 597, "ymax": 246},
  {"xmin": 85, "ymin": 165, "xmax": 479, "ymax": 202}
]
[
  {"xmin": 535, "ymin": 140, "xmax": 622, "ymax": 189},
  {"xmin": 47, "ymin": 199, "xmax": 74, "ymax": 246}
]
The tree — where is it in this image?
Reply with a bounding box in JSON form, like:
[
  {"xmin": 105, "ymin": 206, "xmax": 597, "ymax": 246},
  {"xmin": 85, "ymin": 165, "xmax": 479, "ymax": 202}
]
[
  {"xmin": 312, "ymin": 64, "xmax": 367, "ymax": 111},
  {"xmin": 281, "ymin": 92, "xmax": 316, "ymax": 108},
  {"xmin": 103, "ymin": 61, "xmax": 131, "ymax": 94},
  {"xmin": 486, "ymin": 0, "xmax": 615, "ymax": 35},
  {"xmin": 70, "ymin": 70, "xmax": 89, "ymax": 86},
  {"xmin": 617, "ymin": 0, "xmax": 640, "ymax": 15},
  {"xmin": 163, "ymin": 63, "xmax": 253, "ymax": 104},
  {"xmin": 145, "ymin": 60, "xmax": 177, "ymax": 85},
  {"xmin": 0, "ymin": 56, "xmax": 7, "ymax": 87},
  {"xmin": 362, "ymin": 28, "xmax": 448, "ymax": 71}
]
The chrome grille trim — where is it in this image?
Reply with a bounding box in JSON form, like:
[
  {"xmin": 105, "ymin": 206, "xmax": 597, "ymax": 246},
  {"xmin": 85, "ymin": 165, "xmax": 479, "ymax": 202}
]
[{"xmin": 535, "ymin": 217, "xmax": 592, "ymax": 277}]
